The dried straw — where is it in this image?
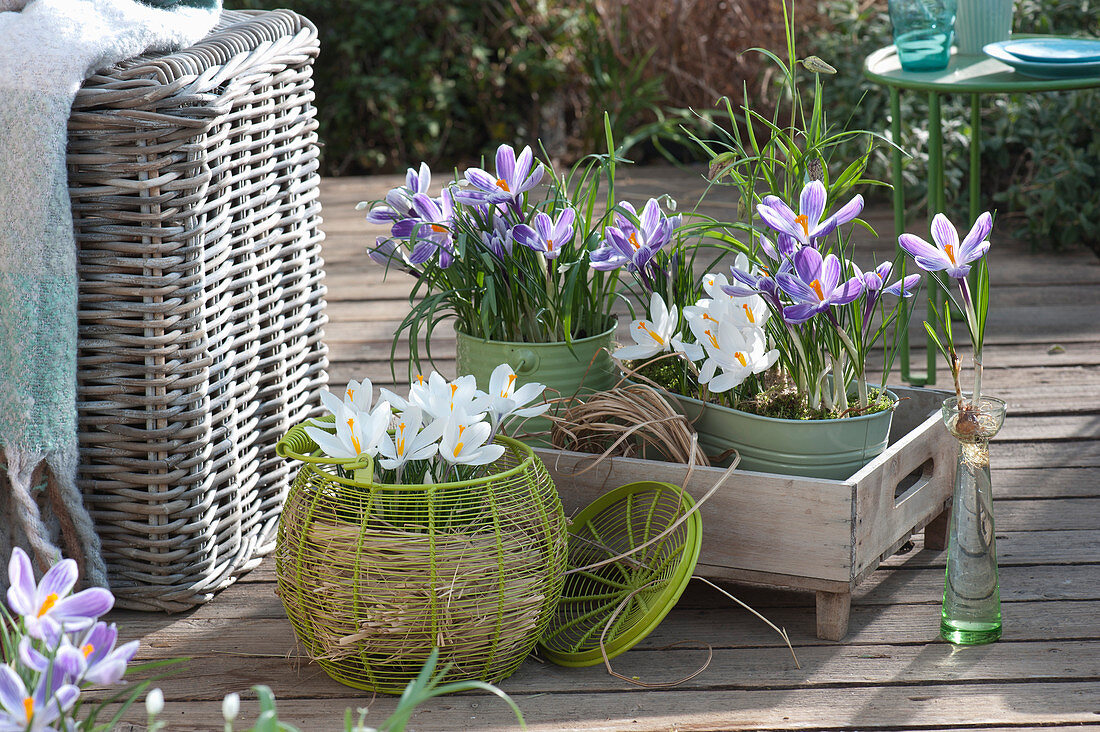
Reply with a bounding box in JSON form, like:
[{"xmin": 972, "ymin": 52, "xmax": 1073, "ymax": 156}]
[{"xmin": 548, "ymin": 382, "xmax": 710, "ymax": 467}]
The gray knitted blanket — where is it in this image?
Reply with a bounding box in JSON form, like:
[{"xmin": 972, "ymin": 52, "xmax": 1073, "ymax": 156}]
[{"xmin": 0, "ymin": 0, "xmax": 220, "ymax": 584}]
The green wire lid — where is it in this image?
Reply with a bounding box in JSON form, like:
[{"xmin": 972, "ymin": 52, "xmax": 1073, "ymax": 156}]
[{"xmin": 539, "ymin": 481, "xmax": 702, "ymax": 667}]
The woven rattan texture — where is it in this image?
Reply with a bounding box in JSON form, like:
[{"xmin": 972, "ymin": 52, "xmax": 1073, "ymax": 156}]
[
  {"xmin": 275, "ymin": 438, "xmax": 568, "ymax": 694},
  {"xmin": 67, "ymin": 9, "xmax": 327, "ymax": 611}
]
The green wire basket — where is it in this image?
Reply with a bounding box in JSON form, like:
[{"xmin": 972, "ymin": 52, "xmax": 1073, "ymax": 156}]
[
  {"xmin": 539, "ymin": 481, "xmax": 702, "ymax": 667},
  {"xmin": 274, "ymin": 418, "xmax": 568, "ymax": 693}
]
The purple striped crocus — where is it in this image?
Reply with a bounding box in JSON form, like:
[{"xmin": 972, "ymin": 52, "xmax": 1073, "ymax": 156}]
[
  {"xmin": 776, "ymin": 247, "xmax": 864, "ymax": 324},
  {"xmin": 757, "ymin": 180, "xmax": 864, "ymax": 248},
  {"xmin": 512, "ymin": 208, "xmax": 576, "ymax": 260},
  {"xmin": 898, "ymin": 212, "xmax": 992, "ymax": 281},
  {"xmin": 589, "ymin": 199, "xmax": 680, "ymax": 285},
  {"xmin": 455, "ymin": 144, "xmax": 544, "ymax": 207},
  {"xmin": 7, "ymin": 548, "xmax": 113, "ymax": 641}
]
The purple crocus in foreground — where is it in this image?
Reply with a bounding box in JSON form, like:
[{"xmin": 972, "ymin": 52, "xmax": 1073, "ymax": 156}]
[
  {"xmin": 513, "ymin": 208, "xmax": 575, "ymax": 260},
  {"xmin": 455, "ymin": 144, "xmax": 543, "ymax": 206},
  {"xmin": 0, "ymin": 664, "xmax": 79, "ymax": 732},
  {"xmin": 776, "ymin": 247, "xmax": 864, "ymax": 324},
  {"xmin": 757, "ymin": 179, "xmax": 864, "ymax": 248},
  {"xmin": 898, "ymin": 212, "xmax": 992, "ymax": 280},
  {"xmin": 7, "ymin": 548, "xmax": 113, "ymax": 641}
]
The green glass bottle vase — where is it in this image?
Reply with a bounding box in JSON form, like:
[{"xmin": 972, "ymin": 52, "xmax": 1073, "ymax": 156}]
[{"xmin": 940, "ymin": 395, "xmax": 1007, "ymax": 645}]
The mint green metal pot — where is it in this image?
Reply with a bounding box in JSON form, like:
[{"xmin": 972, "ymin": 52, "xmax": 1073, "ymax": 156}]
[
  {"xmin": 671, "ymin": 390, "xmax": 898, "ymax": 480},
  {"xmin": 455, "ymin": 324, "xmax": 617, "ymax": 444}
]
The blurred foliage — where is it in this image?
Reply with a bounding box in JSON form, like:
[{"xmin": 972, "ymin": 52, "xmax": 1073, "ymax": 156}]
[
  {"xmin": 807, "ymin": 0, "xmax": 1100, "ymax": 253},
  {"xmin": 227, "ymin": 0, "xmax": 1099, "ymax": 253}
]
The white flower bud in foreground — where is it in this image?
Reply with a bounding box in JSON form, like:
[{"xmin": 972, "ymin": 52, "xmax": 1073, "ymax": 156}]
[
  {"xmin": 222, "ymin": 692, "xmax": 240, "ymax": 722},
  {"xmin": 146, "ymin": 688, "xmax": 165, "ymax": 716}
]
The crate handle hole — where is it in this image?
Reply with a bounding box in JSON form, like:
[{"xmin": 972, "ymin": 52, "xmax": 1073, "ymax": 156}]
[{"xmin": 893, "ymin": 457, "xmax": 935, "ymax": 507}]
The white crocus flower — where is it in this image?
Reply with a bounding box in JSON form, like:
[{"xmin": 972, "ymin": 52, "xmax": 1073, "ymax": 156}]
[
  {"xmin": 616, "ymin": 292, "xmax": 679, "ymax": 361},
  {"xmin": 485, "ymin": 364, "xmax": 549, "ymax": 432},
  {"xmin": 378, "ymin": 407, "xmax": 446, "ymax": 473},
  {"xmin": 340, "ymin": 378, "xmax": 374, "ymax": 412},
  {"xmin": 438, "ymin": 417, "xmax": 505, "ymax": 466},
  {"xmin": 409, "ymin": 372, "xmax": 490, "ymax": 422},
  {"xmin": 697, "ymin": 321, "xmax": 778, "ymax": 393},
  {"xmin": 304, "ymin": 400, "xmax": 391, "ymax": 460}
]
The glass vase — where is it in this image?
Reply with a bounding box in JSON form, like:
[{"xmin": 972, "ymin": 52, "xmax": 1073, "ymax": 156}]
[{"xmin": 940, "ymin": 395, "xmax": 1007, "ymax": 645}]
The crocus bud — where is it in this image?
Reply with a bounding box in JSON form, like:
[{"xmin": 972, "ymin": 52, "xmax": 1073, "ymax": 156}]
[
  {"xmin": 146, "ymin": 688, "xmax": 164, "ymax": 717},
  {"xmin": 222, "ymin": 692, "xmax": 240, "ymax": 722}
]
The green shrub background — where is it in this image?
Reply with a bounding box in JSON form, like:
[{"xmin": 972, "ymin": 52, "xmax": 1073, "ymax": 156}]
[{"xmin": 228, "ymin": 0, "xmax": 1098, "ymax": 253}]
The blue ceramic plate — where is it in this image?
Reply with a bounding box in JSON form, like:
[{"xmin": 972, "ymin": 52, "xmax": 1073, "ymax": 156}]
[
  {"xmin": 984, "ymin": 40, "xmax": 1100, "ymax": 79},
  {"xmin": 1001, "ymin": 38, "xmax": 1100, "ymax": 64}
]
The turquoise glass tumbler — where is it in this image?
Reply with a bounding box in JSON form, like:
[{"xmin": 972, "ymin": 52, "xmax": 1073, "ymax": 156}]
[{"xmin": 888, "ymin": 0, "xmax": 957, "ymax": 71}]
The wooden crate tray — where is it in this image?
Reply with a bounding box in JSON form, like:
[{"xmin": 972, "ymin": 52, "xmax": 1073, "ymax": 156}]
[{"xmin": 536, "ymin": 385, "xmax": 955, "ymax": 641}]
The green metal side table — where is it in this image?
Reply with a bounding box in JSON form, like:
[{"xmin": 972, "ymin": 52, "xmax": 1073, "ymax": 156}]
[{"xmin": 864, "ymin": 42, "xmax": 1100, "ymax": 385}]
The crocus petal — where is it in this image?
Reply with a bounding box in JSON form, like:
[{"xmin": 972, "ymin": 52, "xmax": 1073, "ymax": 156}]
[
  {"xmin": 898, "ymin": 233, "xmax": 949, "ymax": 270},
  {"xmin": 6, "ymin": 547, "xmax": 36, "ymax": 617},
  {"xmin": 757, "ymin": 202, "xmax": 806, "ymax": 243},
  {"xmin": 829, "ymin": 194, "xmax": 864, "ymax": 228},
  {"xmin": 410, "ymin": 193, "xmax": 443, "ymax": 222},
  {"xmin": 783, "ymin": 303, "xmax": 822, "ymax": 324},
  {"xmin": 303, "ymin": 426, "xmax": 351, "ymax": 459},
  {"xmin": 512, "ymin": 224, "xmax": 538, "ymax": 251},
  {"xmin": 465, "ymin": 167, "xmax": 497, "ymax": 192},
  {"xmin": 496, "ymin": 144, "xmax": 517, "ymax": 186},
  {"xmin": 776, "ymin": 273, "xmax": 820, "ymax": 303},
  {"xmin": 792, "ymin": 247, "xmax": 824, "ymax": 284},
  {"xmin": 52, "ymin": 588, "xmax": 113, "ymax": 625},
  {"xmin": 0, "ymin": 666, "xmax": 26, "ymax": 717},
  {"xmin": 958, "ymin": 211, "xmax": 994, "ymax": 262},
  {"xmin": 930, "ymin": 213, "xmax": 960, "ymax": 253},
  {"xmin": 819, "ymin": 254, "xmax": 842, "ymax": 291},
  {"xmin": 830, "ymin": 276, "xmax": 865, "ymax": 306},
  {"xmin": 799, "ymin": 180, "xmax": 828, "ymax": 228},
  {"xmin": 885, "ymin": 273, "xmax": 922, "ymax": 297},
  {"xmin": 38, "ymin": 558, "xmax": 79, "ymax": 602}
]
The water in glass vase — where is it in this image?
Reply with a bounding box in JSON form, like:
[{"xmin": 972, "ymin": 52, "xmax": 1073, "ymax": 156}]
[
  {"xmin": 940, "ymin": 396, "xmax": 1006, "ymax": 645},
  {"xmin": 895, "ymin": 29, "xmax": 953, "ymax": 71}
]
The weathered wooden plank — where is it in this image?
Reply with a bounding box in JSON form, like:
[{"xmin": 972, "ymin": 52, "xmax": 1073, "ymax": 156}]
[
  {"xmin": 95, "ymin": 681, "xmax": 1100, "ymax": 731},
  {"xmin": 993, "ymin": 468, "xmax": 1100, "ymax": 499},
  {"xmin": 111, "ymin": 596, "xmax": 1100, "ymax": 668},
  {"xmin": 877, "ymin": 529, "xmax": 1100, "ymax": 567},
  {"xmin": 101, "ymin": 639, "xmax": 1100, "ymax": 703},
  {"xmin": 990, "ymin": 441, "xmax": 1100, "ymax": 469}
]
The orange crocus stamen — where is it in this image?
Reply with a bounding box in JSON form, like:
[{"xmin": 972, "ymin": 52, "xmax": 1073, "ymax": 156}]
[
  {"xmin": 795, "ymin": 214, "xmax": 810, "ymax": 239},
  {"xmin": 415, "ymin": 374, "xmax": 425, "ymax": 385},
  {"xmin": 637, "ymin": 321, "xmax": 665, "ymax": 345},
  {"xmin": 23, "ymin": 698, "xmax": 33, "ymax": 722},
  {"xmin": 501, "ymin": 373, "xmax": 517, "ymax": 398},
  {"xmin": 704, "ymin": 329, "xmax": 720, "ymax": 349},
  {"xmin": 347, "ymin": 418, "xmax": 361, "ymax": 454},
  {"xmin": 346, "ymin": 388, "xmax": 354, "ymax": 401},
  {"xmin": 810, "ymin": 279, "xmax": 825, "ymax": 300},
  {"xmin": 628, "ymin": 232, "xmax": 641, "ymax": 250},
  {"xmin": 430, "ymin": 224, "xmax": 447, "ymax": 233},
  {"xmin": 37, "ymin": 593, "xmax": 58, "ymax": 618},
  {"xmin": 453, "ymin": 424, "xmax": 466, "ymax": 458},
  {"xmin": 397, "ymin": 423, "xmax": 406, "ymax": 456},
  {"xmin": 734, "ymin": 352, "xmax": 748, "ymax": 367},
  {"xmin": 546, "ymin": 239, "xmax": 554, "ymax": 252},
  {"xmin": 742, "ymin": 304, "xmax": 755, "ymax": 324},
  {"xmin": 496, "ymin": 178, "xmax": 510, "ymax": 192},
  {"xmin": 944, "ymin": 242, "xmax": 957, "ymax": 264},
  {"xmin": 82, "ymin": 643, "xmax": 94, "ymax": 658}
]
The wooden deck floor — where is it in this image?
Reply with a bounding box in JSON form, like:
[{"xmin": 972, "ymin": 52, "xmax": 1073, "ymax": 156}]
[{"xmin": 106, "ymin": 168, "xmax": 1100, "ymax": 731}]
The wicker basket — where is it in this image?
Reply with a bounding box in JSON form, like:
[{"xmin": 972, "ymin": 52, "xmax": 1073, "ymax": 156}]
[
  {"xmin": 68, "ymin": 10, "xmax": 327, "ymax": 611},
  {"xmin": 274, "ymin": 425, "xmax": 568, "ymax": 694}
]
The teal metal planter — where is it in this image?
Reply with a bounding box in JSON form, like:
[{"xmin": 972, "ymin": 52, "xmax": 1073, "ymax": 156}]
[
  {"xmin": 455, "ymin": 324, "xmax": 617, "ymax": 443},
  {"xmin": 671, "ymin": 391, "xmax": 899, "ymax": 480}
]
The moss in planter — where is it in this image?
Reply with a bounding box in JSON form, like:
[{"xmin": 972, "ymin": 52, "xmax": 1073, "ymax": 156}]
[{"xmin": 628, "ymin": 359, "xmax": 894, "ymax": 420}]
